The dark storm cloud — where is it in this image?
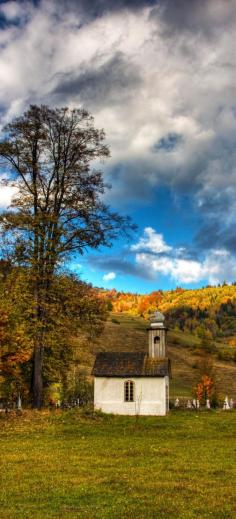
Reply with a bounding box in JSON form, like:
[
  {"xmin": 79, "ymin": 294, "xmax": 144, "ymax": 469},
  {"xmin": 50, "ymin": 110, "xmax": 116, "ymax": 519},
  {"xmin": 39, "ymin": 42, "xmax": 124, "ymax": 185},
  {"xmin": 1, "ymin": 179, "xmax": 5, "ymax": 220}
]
[
  {"xmin": 88, "ymin": 255, "xmax": 155, "ymax": 280},
  {"xmin": 198, "ymin": 191, "xmax": 236, "ymax": 217},
  {"xmin": 60, "ymin": 0, "xmax": 158, "ymax": 21},
  {"xmin": 106, "ymin": 162, "xmax": 159, "ymax": 206},
  {"xmin": 151, "ymin": 0, "xmax": 236, "ymax": 39},
  {"xmin": 195, "ymin": 222, "xmax": 236, "ymax": 254},
  {"xmin": 152, "ymin": 0, "xmax": 207, "ymax": 33},
  {"xmin": 53, "ymin": 52, "xmax": 142, "ymax": 108},
  {"xmin": 1, "ymin": 0, "xmax": 236, "ymax": 274}
]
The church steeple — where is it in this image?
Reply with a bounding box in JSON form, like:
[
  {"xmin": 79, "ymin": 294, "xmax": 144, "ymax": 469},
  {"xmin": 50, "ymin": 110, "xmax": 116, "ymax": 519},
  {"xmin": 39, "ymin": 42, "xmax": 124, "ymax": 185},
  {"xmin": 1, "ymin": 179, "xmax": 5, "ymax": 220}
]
[{"xmin": 148, "ymin": 311, "xmax": 167, "ymax": 358}]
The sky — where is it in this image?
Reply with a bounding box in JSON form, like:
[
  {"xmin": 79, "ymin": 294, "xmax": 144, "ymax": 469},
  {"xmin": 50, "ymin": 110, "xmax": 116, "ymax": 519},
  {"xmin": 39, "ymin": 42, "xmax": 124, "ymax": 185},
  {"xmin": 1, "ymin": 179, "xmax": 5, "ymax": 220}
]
[{"xmin": 0, "ymin": 0, "xmax": 236, "ymax": 293}]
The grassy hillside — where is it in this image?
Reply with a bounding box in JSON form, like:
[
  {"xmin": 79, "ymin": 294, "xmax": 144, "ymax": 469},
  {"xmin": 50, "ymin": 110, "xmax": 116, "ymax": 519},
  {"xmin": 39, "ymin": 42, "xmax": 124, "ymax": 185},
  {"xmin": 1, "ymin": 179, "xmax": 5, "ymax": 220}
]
[
  {"xmin": 101, "ymin": 285, "xmax": 236, "ymax": 349},
  {"xmin": 1, "ymin": 409, "xmax": 236, "ymax": 518},
  {"xmin": 76, "ymin": 313, "xmax": 236, "ymax": 399}
]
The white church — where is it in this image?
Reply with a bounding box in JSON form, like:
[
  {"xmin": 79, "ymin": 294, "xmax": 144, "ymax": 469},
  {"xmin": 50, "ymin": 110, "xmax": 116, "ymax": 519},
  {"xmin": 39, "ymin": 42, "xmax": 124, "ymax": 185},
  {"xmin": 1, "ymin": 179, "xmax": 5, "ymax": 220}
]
[{"xmin": 92, "ymin": 311, "xmax": 171, "ymax": 416}]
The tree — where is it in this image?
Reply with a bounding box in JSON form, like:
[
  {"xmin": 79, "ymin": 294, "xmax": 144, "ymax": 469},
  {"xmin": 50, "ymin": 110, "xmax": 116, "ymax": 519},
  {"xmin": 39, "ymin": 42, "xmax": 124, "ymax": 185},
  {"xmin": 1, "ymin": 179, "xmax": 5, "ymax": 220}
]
[
  {"xmin": 0, "ymin": 105, "xmax": 134, "ymax": 408},
  {"xmin": 194, "ymin": 375, "xmax": 214, "ymax": 405},
  {"xmin": 40, "ymin": 273, "xmax": 108, "ymax": 395},
  {"xmin": 0, "ymin": 266, "xmax": 34, "ymax": 403},
  {"xmin": 0, "ymin": 265, "xmax": 108, "ymax": 405}
]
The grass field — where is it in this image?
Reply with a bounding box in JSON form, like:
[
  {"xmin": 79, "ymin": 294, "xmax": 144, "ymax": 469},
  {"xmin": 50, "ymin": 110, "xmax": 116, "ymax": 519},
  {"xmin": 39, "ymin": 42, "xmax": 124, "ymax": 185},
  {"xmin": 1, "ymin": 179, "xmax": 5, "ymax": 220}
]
[{"xmin": 1, "ymin": 409, "xmax": 236, "ymax": 518}]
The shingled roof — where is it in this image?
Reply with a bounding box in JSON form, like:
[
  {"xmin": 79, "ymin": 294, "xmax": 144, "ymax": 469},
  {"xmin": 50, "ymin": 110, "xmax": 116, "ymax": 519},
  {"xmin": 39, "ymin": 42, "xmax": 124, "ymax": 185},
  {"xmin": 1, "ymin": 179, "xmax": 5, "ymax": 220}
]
[{"xmin": 92, "ymin": 352, "xmax": 171, "ymax": 378}]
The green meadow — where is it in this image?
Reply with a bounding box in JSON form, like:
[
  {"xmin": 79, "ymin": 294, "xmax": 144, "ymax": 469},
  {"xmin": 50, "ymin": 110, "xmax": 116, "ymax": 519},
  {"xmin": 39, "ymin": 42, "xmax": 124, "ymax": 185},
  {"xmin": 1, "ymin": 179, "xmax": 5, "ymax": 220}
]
[{"xmin": 1, "ymin": 409, "xmax": 236, "ymax": 519}]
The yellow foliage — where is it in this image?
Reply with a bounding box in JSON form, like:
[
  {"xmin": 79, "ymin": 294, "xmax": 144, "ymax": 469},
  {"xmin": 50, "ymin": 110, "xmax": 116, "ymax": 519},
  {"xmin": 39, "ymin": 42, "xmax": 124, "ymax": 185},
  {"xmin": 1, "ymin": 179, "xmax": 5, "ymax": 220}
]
[{"xmin": 101, "ymin": 285, "xmax": 236, "ymax": 318}]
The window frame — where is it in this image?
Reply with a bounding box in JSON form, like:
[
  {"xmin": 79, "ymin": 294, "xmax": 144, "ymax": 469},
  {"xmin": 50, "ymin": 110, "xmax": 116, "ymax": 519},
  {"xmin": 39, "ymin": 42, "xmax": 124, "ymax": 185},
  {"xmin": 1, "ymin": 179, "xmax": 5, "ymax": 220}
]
[{"xmin": 124, "ymin": 380, "xmax": 135, "ymax": 402}]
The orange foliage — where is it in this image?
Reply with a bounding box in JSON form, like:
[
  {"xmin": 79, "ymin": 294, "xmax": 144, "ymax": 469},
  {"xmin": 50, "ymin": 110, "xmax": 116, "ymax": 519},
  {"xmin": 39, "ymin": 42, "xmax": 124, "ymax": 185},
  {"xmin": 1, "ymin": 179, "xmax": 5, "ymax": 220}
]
[
  {"xmin": 194, "ymin": 375, "xmax": 214, "ymax": 403},
  {"xmin": 100, "ymin": 284, "xmax": 236, "ymax": 341},
  {"xmin": 101, "ymin": 285, "xmax": 236, "ymax": 317}
]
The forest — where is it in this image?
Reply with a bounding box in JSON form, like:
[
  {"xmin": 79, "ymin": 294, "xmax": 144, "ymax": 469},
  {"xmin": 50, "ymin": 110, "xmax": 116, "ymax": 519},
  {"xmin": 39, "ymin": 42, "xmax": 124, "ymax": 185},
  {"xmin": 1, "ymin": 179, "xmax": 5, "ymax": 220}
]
[{"xmin": 101, "ymin": 285, "xmax": 236, "ymax": 346}]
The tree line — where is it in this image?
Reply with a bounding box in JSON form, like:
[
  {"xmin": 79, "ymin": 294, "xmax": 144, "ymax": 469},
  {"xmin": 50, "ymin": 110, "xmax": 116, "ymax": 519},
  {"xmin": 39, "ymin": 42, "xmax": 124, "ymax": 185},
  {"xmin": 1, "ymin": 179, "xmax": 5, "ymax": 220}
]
[{"xmin": 102, "ymin": 286, "xmax": 236, "ymax": 342}]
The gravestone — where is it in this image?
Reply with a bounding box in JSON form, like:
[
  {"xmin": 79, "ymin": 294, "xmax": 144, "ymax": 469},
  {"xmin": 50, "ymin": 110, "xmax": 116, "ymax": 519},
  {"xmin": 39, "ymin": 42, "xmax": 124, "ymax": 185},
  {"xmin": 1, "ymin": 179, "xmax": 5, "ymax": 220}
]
[
  {"xmin": 17, "ymin": 395, "xmax": 22, "ymax": 410},
  {"xmin": 223, "ymin": 396, "xmax": 230, "ymax": 410}
]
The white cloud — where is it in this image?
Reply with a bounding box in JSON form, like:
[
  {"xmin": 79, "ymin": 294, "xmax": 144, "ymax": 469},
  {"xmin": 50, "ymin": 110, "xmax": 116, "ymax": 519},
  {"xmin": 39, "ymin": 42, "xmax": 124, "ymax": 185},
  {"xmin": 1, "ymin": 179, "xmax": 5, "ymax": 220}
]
[
  {"xmin": 135, "ymin": 248, "xmax": 236, "ymax": 285},
  {"xmin": 132, "ymin": 227, "xmax": 236, "ymax": 285},
  {"xmin": 0, "ymin": 185, "xmax": 17, "ymax": 208},
  {"xmin": 0, "ymin": 1, "xmax": 235, "ymax": 206},
  {"xmin": 103, "ymin": 271, "xmax": 116, "ymax": 281},
  {"xmin": 131, "ymin": 227, "xmax": 172, "ymax": 254},
  {"xmin": 202, "ymin": 249, "xmax": 236, "ymax": 285},
  {"xmin": 0, "ymin": 0, "xmax": 236, "ymax": 253},
  {"xmin": 136, "ymin": 252, "xmax": 204, "ymax": 284}
]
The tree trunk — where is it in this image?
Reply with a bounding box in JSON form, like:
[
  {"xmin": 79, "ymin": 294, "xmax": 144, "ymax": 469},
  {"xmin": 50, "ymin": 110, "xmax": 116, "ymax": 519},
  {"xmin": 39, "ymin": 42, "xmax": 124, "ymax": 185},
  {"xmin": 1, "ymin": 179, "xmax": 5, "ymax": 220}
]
[
  {"xmin": 32, "ymin": 269, "xmax": 53, "ymax": 409},
  {"xmin": 33, "ymin": 341, "xmax": 43, "ymax": 408},
  {"xmin": 32, "ymin": 278, "xmax": 45, "ymax": 409}
]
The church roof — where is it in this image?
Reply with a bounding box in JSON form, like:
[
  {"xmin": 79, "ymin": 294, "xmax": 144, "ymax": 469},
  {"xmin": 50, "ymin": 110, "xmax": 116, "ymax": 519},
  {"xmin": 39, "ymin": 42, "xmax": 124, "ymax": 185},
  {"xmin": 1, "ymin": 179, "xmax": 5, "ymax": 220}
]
[{"xmin": 92, "ymin": 352, "xmax": 171, "ymax": 378}]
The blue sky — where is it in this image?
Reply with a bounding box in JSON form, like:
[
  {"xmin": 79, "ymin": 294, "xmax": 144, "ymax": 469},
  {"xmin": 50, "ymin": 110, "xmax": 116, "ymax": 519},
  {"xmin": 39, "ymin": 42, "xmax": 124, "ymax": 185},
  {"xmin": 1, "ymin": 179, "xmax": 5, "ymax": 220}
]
[
  {"xmin": 74, "ymin": 187, "xmax": 204, "ymax": 292},
  {"xmin": 0, "ymin": 0, "xmax": 236, "ymax": 292}
]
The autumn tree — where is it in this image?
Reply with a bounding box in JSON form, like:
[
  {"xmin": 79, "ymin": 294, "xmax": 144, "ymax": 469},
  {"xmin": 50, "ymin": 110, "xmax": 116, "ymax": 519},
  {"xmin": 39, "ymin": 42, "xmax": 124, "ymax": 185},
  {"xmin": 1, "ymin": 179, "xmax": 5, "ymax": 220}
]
[
  {"xmin": 0, "ymin": 266, "xmax": 34, "ymax": 403},
  {"xmin": 41, "ymin": 273, "xmax": 108, "ymax": 396},
  {"xmin": 0, "ymin": 264, "xmax": 108, "ymax": 405},
  {"xmin": 0, "ymin": 105, "xmax": 133, "ymax": 408}
]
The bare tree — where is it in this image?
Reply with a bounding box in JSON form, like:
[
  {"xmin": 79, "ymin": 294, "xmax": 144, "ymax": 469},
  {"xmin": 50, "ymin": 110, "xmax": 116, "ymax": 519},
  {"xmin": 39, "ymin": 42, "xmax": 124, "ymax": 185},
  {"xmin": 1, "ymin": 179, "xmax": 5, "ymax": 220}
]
[{"xmin": 0, "ymin": 105, "xmax": 134, "ymax": 408}]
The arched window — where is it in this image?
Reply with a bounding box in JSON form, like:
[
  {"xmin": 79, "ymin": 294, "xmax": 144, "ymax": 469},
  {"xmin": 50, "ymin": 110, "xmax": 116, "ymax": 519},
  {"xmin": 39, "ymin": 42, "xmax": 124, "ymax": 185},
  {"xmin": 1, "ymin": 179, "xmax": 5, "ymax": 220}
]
[
  {"xmin": 154, "ymin": 335, "xmax": 160, "ymax": 344},
  {"xmin": 124, "ymin": 380, "xmax": 134, "ymax": 402}
]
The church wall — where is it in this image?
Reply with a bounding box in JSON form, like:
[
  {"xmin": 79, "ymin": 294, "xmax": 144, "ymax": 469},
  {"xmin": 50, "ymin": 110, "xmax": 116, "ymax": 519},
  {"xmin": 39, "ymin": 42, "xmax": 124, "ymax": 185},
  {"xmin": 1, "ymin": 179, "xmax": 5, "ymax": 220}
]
[{"xmin": 94, "ymin": 376, "xmax": 168, "ymax": 416}]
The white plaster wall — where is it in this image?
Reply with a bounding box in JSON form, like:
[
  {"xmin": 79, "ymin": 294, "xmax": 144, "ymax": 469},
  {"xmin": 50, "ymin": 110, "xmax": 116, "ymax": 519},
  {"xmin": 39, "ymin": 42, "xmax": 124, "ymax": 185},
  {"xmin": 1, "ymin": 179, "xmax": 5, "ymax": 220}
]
[{"xmin": 94, "ymin": 376, "xmax": 169, "ymax": 416}]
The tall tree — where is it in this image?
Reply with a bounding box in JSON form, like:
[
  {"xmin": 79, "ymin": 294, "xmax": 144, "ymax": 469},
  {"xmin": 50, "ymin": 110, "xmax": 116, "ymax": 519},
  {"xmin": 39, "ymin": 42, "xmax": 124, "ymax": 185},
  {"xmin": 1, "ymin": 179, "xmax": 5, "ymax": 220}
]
[
  {"xmin": 0, "ymin": 105, "xmax": 133, "ymax": 408},
  {"xmin": 0, "ymin": 265, "xmax": 108, "ymax": 405}
]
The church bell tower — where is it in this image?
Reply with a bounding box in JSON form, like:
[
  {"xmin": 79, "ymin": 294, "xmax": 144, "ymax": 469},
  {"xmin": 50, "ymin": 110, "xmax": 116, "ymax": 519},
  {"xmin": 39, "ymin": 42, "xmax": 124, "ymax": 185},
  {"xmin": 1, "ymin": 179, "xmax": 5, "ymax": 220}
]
[{"xmin": 148, "ymin": 311, "xmax": 167, "ymax": 358}]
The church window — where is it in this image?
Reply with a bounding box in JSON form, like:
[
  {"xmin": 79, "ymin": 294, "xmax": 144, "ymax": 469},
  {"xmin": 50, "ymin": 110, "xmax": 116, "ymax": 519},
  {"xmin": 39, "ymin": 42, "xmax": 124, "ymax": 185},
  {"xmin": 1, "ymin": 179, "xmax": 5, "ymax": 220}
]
[{"xmin": 124, "ymin": 380, "xmax": 134, "ymax": 402}]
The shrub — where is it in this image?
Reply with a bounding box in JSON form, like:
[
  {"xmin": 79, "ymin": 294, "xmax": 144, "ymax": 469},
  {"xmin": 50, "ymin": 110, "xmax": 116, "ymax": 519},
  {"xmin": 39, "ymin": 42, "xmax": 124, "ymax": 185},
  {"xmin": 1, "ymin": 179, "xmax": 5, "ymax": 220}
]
[
  {"xmin": 201, "ymin": 338, "xmax": 217, "ymax": 354},
  {"xmin": 194, "ymin": 348, "xmax": 205, "ymax": 357},
  {"xmin": 75, "ymin": 377, "xmax": 93, "ymax": 405},
  {"xmin": 63, "ymin": 376, "xmax": 94, "ymax": 406},
  {"xmin": 210, "ymin": 392, "xmax": 220, "ymax": 408},
  {"xmin": 111, "ymin": 318, "xmax": 120, "ymax": 324},
  {"xmin": 171, "ymin": 336, "xmax": 181, "ymax": 345},
  {"xmin": 217, "ymin": 350, "xmax": 233, "ymax": 362}
]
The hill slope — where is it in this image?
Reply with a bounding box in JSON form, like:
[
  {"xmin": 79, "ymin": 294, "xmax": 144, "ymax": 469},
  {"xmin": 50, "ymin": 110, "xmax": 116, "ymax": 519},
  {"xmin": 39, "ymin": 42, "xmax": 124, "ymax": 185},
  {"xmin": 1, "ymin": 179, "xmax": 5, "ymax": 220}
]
[
  {"xmin": 101, "ymin": 285, "xmax": 236, "ymax": 348},
  {"xmin": 77, "ymin": 313, "xmax": 236, "ymax": 400}
]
